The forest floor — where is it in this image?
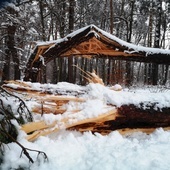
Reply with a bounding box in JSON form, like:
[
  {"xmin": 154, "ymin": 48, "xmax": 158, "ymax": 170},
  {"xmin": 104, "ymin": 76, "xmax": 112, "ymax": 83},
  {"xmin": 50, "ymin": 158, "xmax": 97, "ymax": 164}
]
[{"xmin": 1, "ymin": 80, "xmax": 170, "ymax": 170}]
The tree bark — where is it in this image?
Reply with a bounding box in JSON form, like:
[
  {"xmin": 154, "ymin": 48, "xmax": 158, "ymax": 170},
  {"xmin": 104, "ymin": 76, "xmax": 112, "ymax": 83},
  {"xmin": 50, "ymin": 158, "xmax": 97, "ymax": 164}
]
[
  {"xmin": 162, "ymin": 64, "xmax": 169, "ymax": 85},
  {"xmin": 148, "ymin": 3, "xmax": 153, "ymax": 47},
  {"xmin": 127, "ymin": 0, "xmax": 135, "ymax": 43},
  {"xmin": 100, "ymin": 0, "xmax": 108, "ymax": 29},
  {"xmin": 68, "ymin": 0, "xmax": 75, "ymax": 33},
  {"xmin": 59, "ymin": 1, "xmax": 66, "ymax": 38},
  {"xmin": 152, "ymin": 0, "xmax": 162, "ymax": 85},
  {"xmin": 110, "ymin": 0, "xmax": 113, "ymax": 34},
  {"xmin": 116, "ymin": 0, "xmax": 125, "ymax": 39},
  {"xmin": 68, "ymin": 56, "xmax": 73, "ymax": 83},
  {"xmin": 39, "ymin": 0, "xmax": 46, "ymax": 41},
  {"xmin": 154, "ymin": 0, "xmax": 162, "ymax": 48},
  {"xmin": 68, "ymin": 104, "xmax": 170, "ymax": 134},
  {"xmin": 3, "ymin": 25, "xmax": 20, "ymax": 81}
]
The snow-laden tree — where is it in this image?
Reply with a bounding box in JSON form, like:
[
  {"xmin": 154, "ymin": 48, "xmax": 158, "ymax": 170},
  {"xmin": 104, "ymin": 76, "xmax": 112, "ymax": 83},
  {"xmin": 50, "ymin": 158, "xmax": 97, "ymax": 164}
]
[{"xmin": 0, "ymin": 1, "xmax": 40, "ymax": 82}]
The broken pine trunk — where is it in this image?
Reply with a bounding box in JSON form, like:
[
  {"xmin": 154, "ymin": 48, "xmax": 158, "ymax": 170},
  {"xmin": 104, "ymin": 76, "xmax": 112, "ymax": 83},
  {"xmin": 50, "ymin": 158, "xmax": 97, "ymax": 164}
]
[
  {"xmin": 68, "ymin": 104, "xmax": 170, "ymax": 135},
  {"xmin": 2, "ymin": 80, "xmax": 170, "ymax": 141}
]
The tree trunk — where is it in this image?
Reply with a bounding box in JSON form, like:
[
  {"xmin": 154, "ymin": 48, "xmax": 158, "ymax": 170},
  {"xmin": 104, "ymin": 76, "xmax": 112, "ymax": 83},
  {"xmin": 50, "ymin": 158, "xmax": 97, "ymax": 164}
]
[
  {"xmin": 2, "ymin": 50, "xmax": 10, "ymax": 81},
  {"xmin": 162, "ymin": 64, "xmax": 169, "ymax": 85},
  {"xmin": 127, "ymin": 0, "xmax": 135, "ymax": 42},
  {"xmin": 67, "ymin": 0, "xmax": 75, "ymax": 83},
  {"xmin": 152, "ymin": 0, "xmax": 162, "ymax": 85},
  {"xmin": 125, "ymin": 61, "xmax": 131, "ymax": 86},
  {"xmin": 59, "ymin": 58, "xmax": 64, "ymax": 82},
  {"xmin": 3, "ymin": 25, "xmax": 20, "ymax": 81},
  {"xmin": 2, "ymin": 5, "xmax": 21, "ymax": 81},
  {"xmin": 125, "ymin": 1, "xmax": 135, "ymax": 86},
  {"xmin": 148, "ymin": 1, "xmax": 153, "ymax": 47},
  {"xmin": 107, "ymin": 58, "xmax": 111, "ymax": 85},
  {"xmin": 116, "ymin": 0, "xmax": 125, "ymax": 39},
  {"xmin": 39, "ymin": 0, "xmax": 46, "ymax": 41},
  {"xmin": 160, "ymin": 13, "xmax": 166, "ymax": 48},
  {"xmin": 100, "ymin": 0, "xmax": 108, "ymax": 29},
  {"xmin": 68, "ymin": 0, "xmax": 75, "ymax": 33},
  {"xmin": 154, "ymin": 0, "xmax": 162, "ymax": 48},
  {"xmin": 110, "ymin": 0, "xmax": 113, "ymax": 34},
  {"xmin": 152, "ymin": 63, "xmax": 159, "ymax": 85},
  {"xmin": 59, "ymin": 1, "xmax": 66, "ymax": 38},
  {"xmin": 53, "ymin": 58, "xmax": 58, "ymax": 83},
  {"xmin": 69, "ymin": 104, "xmax": 170, "ymax": 134},
  {"xmin": 68, "ymin": 56, "xmax": 73, "ymax": 83}
]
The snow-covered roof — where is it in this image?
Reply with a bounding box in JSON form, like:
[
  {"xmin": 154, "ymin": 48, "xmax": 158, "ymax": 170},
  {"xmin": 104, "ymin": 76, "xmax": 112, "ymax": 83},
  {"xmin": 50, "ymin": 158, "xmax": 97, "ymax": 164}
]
[
  {"xmin": 29, "ymin": 24, "xmax": 170, "ymax": 64},
  {"xmin": 92, "ymin": 25, "xmax": 170, "ymax": 55},
  {"xmin": 24, "ymin": 24, "xmax": 170, "ymax": 82},
  {"xmin": 46, "ymin": 24, "xmax": 170, "ymax": 56}
]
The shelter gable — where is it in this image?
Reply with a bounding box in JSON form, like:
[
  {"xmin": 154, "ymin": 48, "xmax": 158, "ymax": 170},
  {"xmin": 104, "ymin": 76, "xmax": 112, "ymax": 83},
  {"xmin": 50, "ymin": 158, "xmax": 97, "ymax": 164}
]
[{"xmin": 61, "ymin": 36, "xmax": 141, "ymax": 57}]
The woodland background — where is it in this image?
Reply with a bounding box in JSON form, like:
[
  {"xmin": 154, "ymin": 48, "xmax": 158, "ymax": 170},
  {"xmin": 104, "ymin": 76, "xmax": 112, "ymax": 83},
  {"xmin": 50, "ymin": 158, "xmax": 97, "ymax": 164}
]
[{"xmin": 0, "ymin": 0, "xmax": 170, "ymax": 86}]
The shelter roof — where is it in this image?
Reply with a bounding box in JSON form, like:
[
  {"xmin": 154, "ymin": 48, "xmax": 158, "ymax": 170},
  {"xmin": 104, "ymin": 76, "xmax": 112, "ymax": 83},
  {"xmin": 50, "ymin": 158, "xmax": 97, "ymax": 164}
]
[{"xmin": 28, "ymin": 24, "xmax": 170, "ymax": 67}]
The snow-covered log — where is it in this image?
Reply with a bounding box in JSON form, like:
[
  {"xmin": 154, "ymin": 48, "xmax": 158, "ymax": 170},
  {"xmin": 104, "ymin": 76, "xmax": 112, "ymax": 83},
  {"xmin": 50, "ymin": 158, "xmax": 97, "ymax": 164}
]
[
  {"xmin": 2, "ymin": 80, "xmax": 170, "ymax": 141},
  {"xmin": 68, "ymin": 104, "xmax": 170, "ymax": 135}
]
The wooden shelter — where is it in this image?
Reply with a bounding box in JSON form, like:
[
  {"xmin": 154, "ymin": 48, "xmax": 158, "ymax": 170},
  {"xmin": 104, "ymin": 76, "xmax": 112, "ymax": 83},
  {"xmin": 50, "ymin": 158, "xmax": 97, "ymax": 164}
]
[
  {"xmin": 24, "ymin": 24, "xmax": 170, "ymax": 85},
  {"xmin": 3, "ymin": 25, "xmax": 170, "ymax": 141}
]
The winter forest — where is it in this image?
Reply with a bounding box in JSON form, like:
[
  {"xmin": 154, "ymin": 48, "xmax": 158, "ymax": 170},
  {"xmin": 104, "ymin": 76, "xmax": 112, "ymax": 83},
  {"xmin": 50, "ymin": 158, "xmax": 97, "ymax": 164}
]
[
  {"xmin": 1, "ymin": 0, "xmax": 170, "ymax": 87},
  {"xmin": 2, "ymin": 1, "xmax": 170, "ymax": 169}
]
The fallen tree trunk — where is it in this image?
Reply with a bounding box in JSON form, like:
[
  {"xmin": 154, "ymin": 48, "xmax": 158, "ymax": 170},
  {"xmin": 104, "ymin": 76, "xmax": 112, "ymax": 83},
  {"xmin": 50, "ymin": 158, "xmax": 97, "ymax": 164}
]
[
  {"xmin": 68, "ymin": 104, "xmax": 170, "ymax": 134},
  {"xmin": 2, "ymin": 80, "xmax": 170, "ymax": 141},
  {"xmin": 21, "ymin": 104, "xmax": 170, "ymax": 141}
]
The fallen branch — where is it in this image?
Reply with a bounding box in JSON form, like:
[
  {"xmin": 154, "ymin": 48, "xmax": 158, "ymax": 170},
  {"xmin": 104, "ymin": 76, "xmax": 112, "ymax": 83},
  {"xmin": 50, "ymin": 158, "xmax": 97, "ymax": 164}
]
[
  {"xmin": 1, "ymin": 126, "xmax": 48, "ymax": 163},
  {"xmin": 0, "ymin": 87, "xmax": 33, "ymax": 122},
  {"xmin": 0, "ymin": 86, "xmax": 47, "ymax": 164}
]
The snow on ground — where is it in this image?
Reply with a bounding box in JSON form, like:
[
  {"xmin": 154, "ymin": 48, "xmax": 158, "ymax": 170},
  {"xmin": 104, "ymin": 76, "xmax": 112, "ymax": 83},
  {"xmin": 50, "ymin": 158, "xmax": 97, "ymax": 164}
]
[
  {"xmin": 1, "ymin": 82, "xmax": 170, "ymax": 170},
  {"xmin": 2, "ymin": 128, "xmax": 170, "ymax": 170}
]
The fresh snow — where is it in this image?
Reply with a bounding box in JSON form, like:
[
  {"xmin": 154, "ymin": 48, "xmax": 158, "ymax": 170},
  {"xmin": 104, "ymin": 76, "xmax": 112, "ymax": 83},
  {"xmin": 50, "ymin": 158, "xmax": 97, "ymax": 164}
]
[
  {"xmin": 43, "ymin": 24, "xmax": 170, "ymax": 56},
  {"xmin": 1, "ymin": 82, "xmax": 170, "ymax": 170},
  {"xmin": 2, "ymin": 128, "xmax": 170, "ymax": 170},
  {"xmin": 93, "ymin": 24, "xmax": 170, "ymax": 55}
]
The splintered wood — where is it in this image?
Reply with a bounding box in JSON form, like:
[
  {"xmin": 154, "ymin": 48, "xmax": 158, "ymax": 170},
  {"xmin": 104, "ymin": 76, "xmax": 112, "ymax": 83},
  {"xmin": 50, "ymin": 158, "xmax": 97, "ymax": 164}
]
[
  {"xmin": 2, "ymin": 80, "xmax": 85, "ymax": 115},
  {"xmin": 73, "ymin": 65, "xmax": 104, "ymax": 85},
  {"xmin": 21, "ymin": 108, "xmax": 117, "ymax": 142},
  {"xmin": 3, "ymin": 80, "xmax": 170, "ymax": 142},
  {"xmin": 2, "ymin": 80, "xmax": 119, "ymax": 141}
]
